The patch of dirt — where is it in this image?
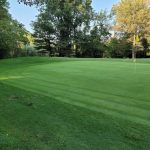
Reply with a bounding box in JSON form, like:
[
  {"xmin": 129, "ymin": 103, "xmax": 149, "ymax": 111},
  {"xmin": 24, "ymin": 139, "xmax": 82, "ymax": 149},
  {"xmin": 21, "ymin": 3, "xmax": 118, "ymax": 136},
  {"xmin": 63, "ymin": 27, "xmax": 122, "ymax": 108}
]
[{"xmin": 9, "ymin": 95, "xmax": 21, "ymax": 101}]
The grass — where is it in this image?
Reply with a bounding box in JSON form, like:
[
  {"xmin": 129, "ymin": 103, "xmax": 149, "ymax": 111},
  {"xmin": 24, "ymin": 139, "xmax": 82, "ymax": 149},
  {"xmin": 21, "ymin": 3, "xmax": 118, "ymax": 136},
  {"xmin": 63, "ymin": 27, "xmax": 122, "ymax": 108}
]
[{"xmin": 0, "ymin": 57, "xmax": 150, "ymax": 149}]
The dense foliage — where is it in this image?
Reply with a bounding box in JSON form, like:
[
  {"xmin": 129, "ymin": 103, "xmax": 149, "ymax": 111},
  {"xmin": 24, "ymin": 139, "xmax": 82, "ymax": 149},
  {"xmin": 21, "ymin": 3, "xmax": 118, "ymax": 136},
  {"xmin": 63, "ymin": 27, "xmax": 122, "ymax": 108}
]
[
  {"xmin": 0, "ymin": 0, "xmax": 149, "ymax": 59},
  {"xmin": 33, "ymin": 0, "xmax": 109, "ymax": 57},
  {"xmin": 32, "ymin": 0, "xmax": 150, "ymax": 58},
  {"xmin": 113, "ymin": 0, "xmax": 150, "ymax": 59},
  {"xmin": 32, "ymin": 1, "xmax": 112, "ymax": 57},
  {"xmin": 0, "ymin": 0, "xmax": 29, "ymax": 58}
]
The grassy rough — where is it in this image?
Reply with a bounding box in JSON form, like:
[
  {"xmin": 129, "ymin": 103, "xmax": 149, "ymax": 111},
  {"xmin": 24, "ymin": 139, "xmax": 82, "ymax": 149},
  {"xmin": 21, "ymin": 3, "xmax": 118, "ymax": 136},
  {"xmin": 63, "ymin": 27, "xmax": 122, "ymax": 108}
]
[{"xmin": 0, "ymin": 57, "xmax": 150, "ymax": 149}]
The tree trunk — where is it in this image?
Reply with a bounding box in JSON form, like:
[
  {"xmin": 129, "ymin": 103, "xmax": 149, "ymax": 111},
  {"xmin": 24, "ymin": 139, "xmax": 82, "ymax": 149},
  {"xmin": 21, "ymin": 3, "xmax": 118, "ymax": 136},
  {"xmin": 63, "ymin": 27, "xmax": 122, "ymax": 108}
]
[
  {"xmin": 132, "ymin": 34, "xmax": 136, "ymax": 62},
  {"xmin": 132, "ymin": 49, "xmax": 136, "ymax": 62}
]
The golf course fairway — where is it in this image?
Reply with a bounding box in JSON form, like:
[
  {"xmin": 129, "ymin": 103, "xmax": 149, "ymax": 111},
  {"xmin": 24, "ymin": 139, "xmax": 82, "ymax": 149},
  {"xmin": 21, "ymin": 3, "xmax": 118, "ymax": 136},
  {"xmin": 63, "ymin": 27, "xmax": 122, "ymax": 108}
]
[{"xmin": 0, "ymin": 57, "xmax": 150, "ymax": 149}]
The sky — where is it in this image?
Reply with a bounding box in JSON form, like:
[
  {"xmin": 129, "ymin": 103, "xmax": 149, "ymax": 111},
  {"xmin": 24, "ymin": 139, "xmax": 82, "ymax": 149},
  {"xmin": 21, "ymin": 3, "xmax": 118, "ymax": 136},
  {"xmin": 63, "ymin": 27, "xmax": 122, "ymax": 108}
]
[{"xmin": 8, "ymin": 0, "xmax": 118, "ymax": 33}]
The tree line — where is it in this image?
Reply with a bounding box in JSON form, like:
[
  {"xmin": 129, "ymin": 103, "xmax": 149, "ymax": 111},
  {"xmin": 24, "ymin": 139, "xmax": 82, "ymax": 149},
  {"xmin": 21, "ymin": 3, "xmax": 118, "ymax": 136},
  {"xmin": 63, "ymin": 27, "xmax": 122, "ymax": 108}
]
[{"xmin": 0, "ymin": 0, "xmax": 150, "ymax": 59}]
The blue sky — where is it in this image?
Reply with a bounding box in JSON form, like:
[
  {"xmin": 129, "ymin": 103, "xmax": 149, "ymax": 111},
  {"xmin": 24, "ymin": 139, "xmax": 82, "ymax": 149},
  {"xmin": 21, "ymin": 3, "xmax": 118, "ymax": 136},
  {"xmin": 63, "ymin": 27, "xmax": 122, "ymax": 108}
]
[{"xmin": 8, "ymin": 0, "xmax": 118, "ymax": 33}]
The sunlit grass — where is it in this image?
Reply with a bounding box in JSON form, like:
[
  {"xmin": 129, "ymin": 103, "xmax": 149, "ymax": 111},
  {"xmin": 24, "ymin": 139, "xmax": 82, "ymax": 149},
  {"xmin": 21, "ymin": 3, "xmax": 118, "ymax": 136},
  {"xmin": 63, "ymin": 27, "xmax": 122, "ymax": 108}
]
[{"xmin": 0, "ymin": 76, "xmax": 23, "ymax": 81}]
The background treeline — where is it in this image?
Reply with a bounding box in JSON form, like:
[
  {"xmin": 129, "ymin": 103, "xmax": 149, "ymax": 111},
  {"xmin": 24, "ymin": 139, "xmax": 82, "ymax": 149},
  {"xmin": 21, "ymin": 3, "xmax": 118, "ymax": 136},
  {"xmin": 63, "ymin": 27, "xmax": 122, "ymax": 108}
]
[
  {"xmin": 32, "ymin": 0, "xmax": 134, "ymax": 58},
  {"xmin": 0, "ymin": 0, "xmax": 150, "ymax": 59}
]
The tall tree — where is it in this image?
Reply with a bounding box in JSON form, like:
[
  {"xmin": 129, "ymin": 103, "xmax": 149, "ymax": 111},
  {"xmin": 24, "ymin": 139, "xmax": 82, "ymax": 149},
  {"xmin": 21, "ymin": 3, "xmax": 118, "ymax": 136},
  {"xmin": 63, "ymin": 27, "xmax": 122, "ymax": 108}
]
[
  {"xmin": 113, "ymin": 0, "xmax": 150, "ymax": 60},
  {"xmin": 32, "ymin": 0, "xmax": 93, "ymax": 56}
]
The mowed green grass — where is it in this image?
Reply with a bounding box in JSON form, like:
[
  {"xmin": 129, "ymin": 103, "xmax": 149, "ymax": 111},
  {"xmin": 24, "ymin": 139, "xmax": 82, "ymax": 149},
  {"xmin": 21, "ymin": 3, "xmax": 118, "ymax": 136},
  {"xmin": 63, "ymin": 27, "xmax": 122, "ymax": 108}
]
[{"xmin": 0, "ymin": 57, "xmax": 150, "ymax": 149}]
